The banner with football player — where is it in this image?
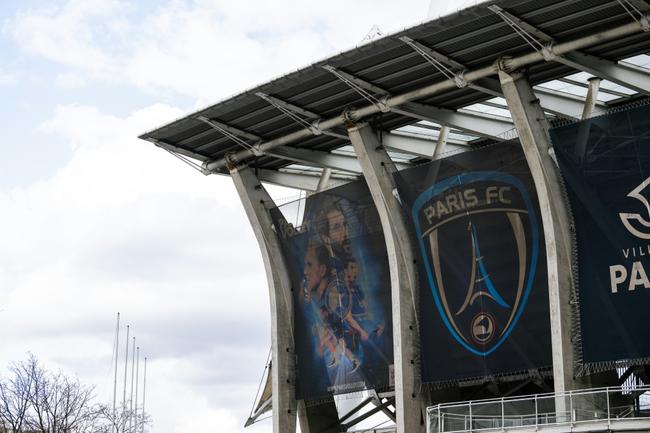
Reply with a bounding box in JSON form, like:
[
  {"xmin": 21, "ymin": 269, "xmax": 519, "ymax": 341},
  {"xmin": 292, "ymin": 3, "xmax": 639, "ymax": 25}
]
[
  {"xmin": 395, "ymin": 142, "xmax": 552, "ymax": 384},
  {"xmin": 550, "ymin": 104, "xmax": 650, "ymax": 367},
  {"xmin": 270, "ymin": 180, "xmax": 393, "ymax": 400}
]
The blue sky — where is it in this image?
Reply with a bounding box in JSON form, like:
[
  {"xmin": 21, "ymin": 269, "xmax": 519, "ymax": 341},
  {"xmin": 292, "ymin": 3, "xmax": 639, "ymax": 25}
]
[
  {"xmin": 0, "ymin": 1, "xmax": 466, "ymax": 432},
  {"xmin": 0, "ymin": 0, "xmax": 199, "ymax": 188}
]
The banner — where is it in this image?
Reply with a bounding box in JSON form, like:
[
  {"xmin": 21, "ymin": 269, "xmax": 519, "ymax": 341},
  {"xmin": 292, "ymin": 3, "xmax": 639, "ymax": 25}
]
[
  {"xmin": 395, "ymin": 142, "xmax": 552, "ymax": 383},
  {"xmin": 550, "ymin": 104, "xmax": 650, "ymax": 365},
  {"xmin": 270, "ymin": 180, "xmax": 393, "ymax": 399}
]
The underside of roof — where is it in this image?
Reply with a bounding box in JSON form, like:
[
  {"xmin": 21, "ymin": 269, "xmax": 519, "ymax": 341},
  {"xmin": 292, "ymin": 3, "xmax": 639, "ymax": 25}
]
[{"xmin": 139, "ymin": 0, "xmax": 650, "ymax": 189}]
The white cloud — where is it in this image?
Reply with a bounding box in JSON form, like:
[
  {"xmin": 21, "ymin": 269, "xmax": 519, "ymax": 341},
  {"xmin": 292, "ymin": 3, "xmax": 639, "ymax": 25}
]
[
  {"xmin": 7, "ymin": 0, "xmax": 123, "ymax": 72},
  {"xmin": 55, "ymin": 72, "xmax": 86, "ymax": 89},
  {"xmin": 0, "ymin": 72, "xmax": 17, "ymax": 85},
  {"xmin": 0, "ymin": 103, "xmax": 274, "ymax": 433},
  {"xmin": 7, "ymin": 0, "xmax": 430, "ymax": 102}
]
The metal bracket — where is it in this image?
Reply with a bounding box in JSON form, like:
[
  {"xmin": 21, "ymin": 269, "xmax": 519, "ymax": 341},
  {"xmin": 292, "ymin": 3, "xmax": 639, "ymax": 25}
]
[
  {"xmin": 454, "ymin": 70, "xmax": 468, "ymax": 88},
  {"xmin": 496, "ymin": 56, "xmax": 515, "ymax": 74},
  {"xmin": 541, "ymin": 42, "xmax": 556, "ymax": 62},
  {"xmin": 308, "ymin": 119, "xmax": 323, "ymax": 136},
  {"xmin": 341, "ymin": 107, "xmax": 359, "ymax": 127},
  {"xmin": 378, "ymin": 95, "xmax": 391, "ymax": 113},
  {"xmin": 224, "ymin": 151, "xmax": 239, "ymax": 171}
]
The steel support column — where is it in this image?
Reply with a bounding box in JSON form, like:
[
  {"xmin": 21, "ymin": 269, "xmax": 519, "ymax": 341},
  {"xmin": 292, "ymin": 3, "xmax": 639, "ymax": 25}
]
[
  {"xmin": 348, "ymin": 123, "xmax": 423, "ymax": 433},
  {"xmin": 229, "ymin": 165, "xmax": 298, "ymax": 433},
  {"xmin": 316, "ymin": 168, "xmax": 332, "ymax": 192},
  {"xmin": 498, "ymin": 70, "xmax": 576, "ymax": 400},
  {"xmin": 582, "ymin": 77, "xmax": 601, "ymax": 120},
  {"xmin": 433, "ymin": 126, "xmax": 450, "ymax": 160}
]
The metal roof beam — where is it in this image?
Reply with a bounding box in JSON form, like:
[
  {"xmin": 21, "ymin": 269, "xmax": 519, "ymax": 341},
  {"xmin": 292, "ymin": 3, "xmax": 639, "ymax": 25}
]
[
  {"xmin": 558, "ymin": 52, "xmax": 650, "ymax": 96},
  {"xmin": 256, "ymin": 169, "xmax": 348, "ymax": 191},
  {"xmin": 396, "ymin": 102, "xmax": 514, "ymax": 140},
  {"xmin": 264, "ymin": 145, "xmax": 364, "ymax": 173},
  {"xmin": 381, "ymin": 132, "xmax": 467, "ymax": 159},
  {"xmin": 398, "ymin": 125, "xmax": 471, "ymax": 144},
  {"xmin": 535, "ymin": 87, "xmax": 606, "ymax": 119},
  {"xmin": 266, "ymin": 145, "xmax": 411, "ymax": 172},
  {"xmin": 489, "ymin": 5, "xmax": 650, "ymax": 96},
  {"xmin": 557, "ymin": 77, "xmax": 631, "ymax": 97}
]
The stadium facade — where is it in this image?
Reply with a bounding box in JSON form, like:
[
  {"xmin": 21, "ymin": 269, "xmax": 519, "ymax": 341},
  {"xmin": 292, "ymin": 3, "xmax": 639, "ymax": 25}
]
[{"xmin": 139, "ymin": 1, "xmax": 650, "ymax": 432}]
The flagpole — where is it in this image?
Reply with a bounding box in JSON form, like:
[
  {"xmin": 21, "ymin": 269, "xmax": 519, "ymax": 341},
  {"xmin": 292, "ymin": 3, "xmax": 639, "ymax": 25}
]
[
  {"xmin": 129, "ymin": 337, "xmax": 136, "ymax": 432},
  {"xmin": 122, "ymin": 325, "xmax": 130, "ymax": 423},
  {"xmin": 141, "ymin": 357, "xmax": 147, "ymax": 433},
  {"xmin": 113, "ymin": 312, "xmax": 120, "ymax": 433},
  {"xmin": 134, "ymin": 347, "xmax": 140, "ymax": 433}
]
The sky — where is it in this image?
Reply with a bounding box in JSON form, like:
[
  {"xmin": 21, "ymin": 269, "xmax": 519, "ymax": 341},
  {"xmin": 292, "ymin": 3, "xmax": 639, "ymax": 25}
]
[{"xmin": 0, "ymin": 1, "xmax": 470, "ymax": 432}]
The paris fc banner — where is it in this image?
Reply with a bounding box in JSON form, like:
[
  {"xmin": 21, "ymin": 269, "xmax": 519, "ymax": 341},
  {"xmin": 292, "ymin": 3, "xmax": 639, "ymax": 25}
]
[
  {"xmin": 395, "ymin": 142, "xmax": 552, "ymax": 383},
  {"xmin": 550, "ymin": 104, "xmax": 650, "ymax": 366},
  {"xmin": 270, "ymin": 180, "xmax": 393, "ymax": 399}
]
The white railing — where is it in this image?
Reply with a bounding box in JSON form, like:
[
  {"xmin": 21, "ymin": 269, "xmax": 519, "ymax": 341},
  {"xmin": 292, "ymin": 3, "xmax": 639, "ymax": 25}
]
[{"xmin": 427, "ymin": 386, "xmax": 650, "ymax": 433}]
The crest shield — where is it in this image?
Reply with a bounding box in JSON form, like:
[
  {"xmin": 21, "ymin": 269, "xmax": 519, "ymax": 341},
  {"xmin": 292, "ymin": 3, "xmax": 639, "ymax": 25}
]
[{"xmin": 412, "ymin": 172, "xmax": 540, "ymax": 355}]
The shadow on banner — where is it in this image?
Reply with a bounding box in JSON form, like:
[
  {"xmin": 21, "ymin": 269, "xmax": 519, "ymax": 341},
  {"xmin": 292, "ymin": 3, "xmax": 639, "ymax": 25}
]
[
  {"xmin": 394, "ymin": 141, "xmax": 552, "ymax": 384},
  {"xmin": 270, "ymin": 180, "xmax": 394, "ymax": 400},
  {"xmin": 550, "ymin": 103, "xmax": 650, "ymax": 368}
]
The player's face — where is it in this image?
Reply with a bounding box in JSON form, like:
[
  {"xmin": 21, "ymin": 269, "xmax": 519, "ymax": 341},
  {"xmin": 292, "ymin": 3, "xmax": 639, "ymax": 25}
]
[
  {"xmin": 304, "ymin": 248, "xmax": 325, "ymax": 290},
  {"xmin": 326, "ymin": 210, "xmax": 347, "ymax": 246},
  {"xmin": 345, "ymin": 261, "xmax": 358, "ymax": 284}
]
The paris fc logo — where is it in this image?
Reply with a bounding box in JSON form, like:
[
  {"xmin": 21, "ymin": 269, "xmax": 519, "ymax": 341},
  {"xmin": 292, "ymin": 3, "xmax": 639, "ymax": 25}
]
[{"xmin": 412, "ymin": 172, "xmax": 540, "ymax": 356}]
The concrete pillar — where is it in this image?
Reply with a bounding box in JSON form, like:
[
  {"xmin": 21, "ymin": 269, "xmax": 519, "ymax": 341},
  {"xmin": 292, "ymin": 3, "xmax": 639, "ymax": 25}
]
[
  {"xmin": 348, "ymin": 123, "xmax": 424, "ymax": 433},
  {"xmin": 229, "ymin": 165, "xmax": 297, "ymax": 433},
  {"xmin": 498, "ymin": 70, "xmax": 577, "ymax": 399}
]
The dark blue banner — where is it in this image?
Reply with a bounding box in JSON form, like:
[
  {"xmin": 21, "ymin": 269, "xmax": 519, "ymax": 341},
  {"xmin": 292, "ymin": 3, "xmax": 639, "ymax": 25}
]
[
  {"xmin": 270, "ymin": 180, "xmax": 393, "ymax": 399},
  {"xmin": 395, "ymin": 142, "xmax": 552, "ymax": 383},
  {"xmin": 551, "ymin": 104, "xmax": 650, "ymax": 365}
]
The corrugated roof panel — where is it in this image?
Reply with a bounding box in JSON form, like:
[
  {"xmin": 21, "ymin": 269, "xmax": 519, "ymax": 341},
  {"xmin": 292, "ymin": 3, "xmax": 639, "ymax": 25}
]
[{"xmin": 139, "ymin": 0, "xmax": 650, "ymax": 175}]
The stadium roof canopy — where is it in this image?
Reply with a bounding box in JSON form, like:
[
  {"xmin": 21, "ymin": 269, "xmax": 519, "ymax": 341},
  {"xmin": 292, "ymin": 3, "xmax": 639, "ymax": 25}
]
[{"xmin": 139, "ymin": 0, "xmax": 650, "ymax": 191}]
